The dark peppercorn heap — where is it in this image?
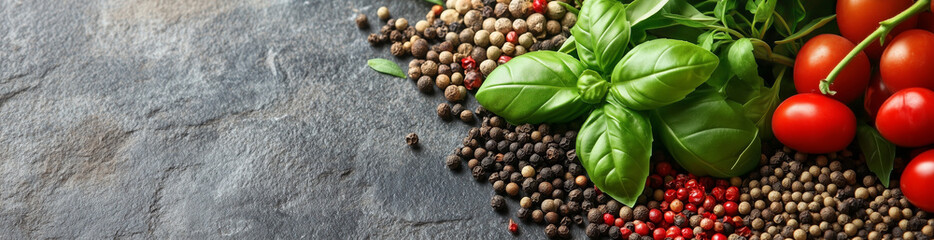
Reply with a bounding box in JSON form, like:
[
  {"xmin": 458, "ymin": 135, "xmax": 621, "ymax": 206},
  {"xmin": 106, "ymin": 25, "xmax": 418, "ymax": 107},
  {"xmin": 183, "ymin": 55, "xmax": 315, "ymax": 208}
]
[{"xmin": 363, "ymin": 0, "xmax": 576, "ymax": 124}]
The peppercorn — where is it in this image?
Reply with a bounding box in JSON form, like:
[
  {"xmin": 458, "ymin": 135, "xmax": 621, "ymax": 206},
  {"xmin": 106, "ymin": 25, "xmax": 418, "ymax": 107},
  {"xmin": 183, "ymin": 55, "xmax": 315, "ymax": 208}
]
[
  {"xmin": 532, "ymin": 209, "xmax": 545, "ymax": 223},
  {"xmin": 633, "ymin": 206, "xmax": 649, "ymax": 221},
  {"xmin": 545, "ymin": 211, "xmax": 559, "ymax": 224},
  {"xmin": 445, "ymin": 154, "xmax": 461, "ymax": 170},
  {"xmin": 403, "ymin": 133, "xmax": 419, "ymax": 146},
  {"xmin": 509, "ymin": 0, "xmax": 529, "ymax": 18},
  {"xmin": 561, "ymin": 11, "xmax": 577, "ymax": 27},
  {"xmin": 417, "ymin": 76, "xmax": 434, "ymax": 93},
  {"xmin": 443, "ymin": 85, "xmax": 464, "ymax": 102},
  {"xmin": 489, "ymin": 31, "xmax": 505, "ymax": 47},
  {"xmin": 377, "ymin": 6, "xmax": 390, "ymax": 21},
  {"xmin": 545, "ymin": 20, "xmax": 560, "ymax": 36},
  {"xmin": 490, "ymin": 194, "xmax": 507, "ymax": 212},
  {"xmin": 474, "ymin": 30, "xmax": 491, "ymax": 47},
  {"xmin": 505, "ymin": 182, "xmax": 519, "ymax": 196}
]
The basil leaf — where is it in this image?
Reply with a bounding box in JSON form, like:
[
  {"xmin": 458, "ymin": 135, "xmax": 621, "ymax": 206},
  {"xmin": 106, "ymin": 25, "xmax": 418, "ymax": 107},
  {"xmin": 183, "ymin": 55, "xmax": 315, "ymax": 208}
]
[
  {"xmin": 609, "ymin": 39, "xmax": 719, "ymax": 110},
  {"xmin": 774, "ymin": 0, "xmax": 806, "ymax": 34},
  {"xmin": 774, "ymin": 15, "xmax": 836, "ymax": 45},
  {"xmin": 752, "ymin": 0, "xmax": 777, "ymax": 23},
  {"xmin": 367, "ymin": 58, "xmax": 406, "ymax": 78},
  {"xmin": 423, "ymin": 0, "xmax": 444, "ymax": 5},
  {"xmin": 577, "ymin": 100, "xmax": 652, "ymax": 206},
  {"xmin": 742, "ymin": 68, "xmax": 785, "ymax": 139},
  {"xmin": 857, "ymin": 124, "xmax": 896, "ymax": 187},
  {"xmin": 572, "ymin": 0, "xmax": 631, "ymax": 74},
  {"xmin": 652, "ymin": 88, "xmax": 761, "ymax": 177},
  {"xmin": 558, "ymin": 35, "xmax": 577, "ymax": 54},
  {"xmin": 476, "ymin": 51, "xmax": 592, "ymax": 124},
  {"xmin": 726, "ymin": 38, "xmax": 761, "ymax": 85},
  {"xmin": 556, "ymin": 1, "xmax": 580, "ymax": 15},
  {"xmin": 578, "ymin": 70, "xmax": 609, "ymax": 104},
  {"xmin": 714, "ymin": 0, "xmax": 736, "ymax": 28},
  {"xmin": 626, "ymin": 0, "xmax": 670, "ymax": 27}
]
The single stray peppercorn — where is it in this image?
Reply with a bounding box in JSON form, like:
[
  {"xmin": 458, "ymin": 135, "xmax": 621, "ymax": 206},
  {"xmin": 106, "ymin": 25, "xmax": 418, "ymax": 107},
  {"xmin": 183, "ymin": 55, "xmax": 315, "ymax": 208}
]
[
  {"xmin": 355, "ymin": 14, "xmax": 368, "ymax": 29},
  {"xmin": 405, "ymin": 133, "xmax": 419, "ymax": 146}
]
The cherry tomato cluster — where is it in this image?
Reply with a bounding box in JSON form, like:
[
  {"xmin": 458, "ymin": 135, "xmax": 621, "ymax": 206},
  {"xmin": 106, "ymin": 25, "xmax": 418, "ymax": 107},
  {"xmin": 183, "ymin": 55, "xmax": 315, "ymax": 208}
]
[
  {"xmin": 604, "ymin": 162, "xmax": 751, "ymax": 240},
  {"xmin": 777, "ymin": 1, "xmax": 934, "ymax": 155}
]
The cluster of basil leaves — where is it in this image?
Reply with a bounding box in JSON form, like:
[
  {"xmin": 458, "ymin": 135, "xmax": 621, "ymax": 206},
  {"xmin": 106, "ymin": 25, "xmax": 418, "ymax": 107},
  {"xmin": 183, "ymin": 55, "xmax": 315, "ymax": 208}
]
[{"xmin": 476, "ymin": 0, "xmax": 771, "ymax": 206}]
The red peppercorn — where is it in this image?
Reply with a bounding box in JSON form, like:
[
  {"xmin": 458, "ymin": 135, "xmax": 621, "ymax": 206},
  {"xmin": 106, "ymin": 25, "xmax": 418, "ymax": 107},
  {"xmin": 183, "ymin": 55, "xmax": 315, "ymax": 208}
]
[
  {"xmin": 431, "ymin": 5, "xmax": 443, "ymax": 16},
  {"xmin": 664, "ymin": 189, "xmax": 677, "ymax": 202},
  {"xmin": 670, "ymin": 199, "xmax": 684, "ymax": 212},
  {"xmin": 497, "ymin": 55, "xmax": 512, "ymax": 65},
  {"xmin": 649, "ymin": 209, "xmax": 663, "ymax": 223},
  {"xmin": 532, "ymin": 0, "xmax": 546, "ymax": 13},
  {"xmin": 725, "ymin": 186, "xmax": 740, "ymax": 202},
  {"xmin": 703, "ymin": 195, "xmax": 717, "ymax": 210},
  {"xmin": 711, "ymin": 233, "xmax": 727, "ymax": 240},
  {"xmin": 724, "ymin": 201, "xmax": 738, "ymax": 216},
  {"xmin": 674, "ymin": 237, "xmax": 685, "ymax": 240},
  {"xmin": 711, "ymin": 187, "xmax": 725, "ymax": 202},
  {"xmin": 700, "ymin": 218, "xmax": 714, "ymax": 230},
  {"xmin": 681, "ymin": 228, "xmax": 694, "ymax": 239},
  {"xmin": 664, "ymin": 211, "xmax": 675, "ymax": 224},
  {"xmin": 506, "ymin": 31, "xmax": 518, "ymax": 44},
  {"xmin": 666, "ymin": 226, "xmax": 680, "ymax": 238},
  {"xmin": 736, "ymin": 226, "xmax": 751, "ymax": 237},
  {"xmin": 594, "ymin": 186, "xmax": 602, "ymax": 195},
  {"xmin": 716, "ymin": 179, "xmax": 730, "ymax": 188},
  {"xmin": 732, "ymin": 216, "xmax": 744, "ymax": 227},
  {"xmin": 656, "ymin": 162, "xmax": 673, "ymax": 176},
  {"xmin": 700, "ymin": 177, "xmax": 715, "ymax": 190},
  {"xmin": 653, "ymin": 228, "xmax": 666, "ymax": 240},
  {"xmin": 603, "ymin": 213, "xmax": 615, "ymax": 225},
  {"xmin": 620, "ymin": 228, "xmax": 633, "ymax": 239},
  {"xmin": 461, "ymin": 56, "xmax": 476, "ymax": 70},
  {"xmin": 689, "ymin": 188, "xmax": 705, "ymax": 205},
  {"xmin": 660, "ymin": 201, "xmax": 669, "ymax": 211},
  {"xmin": 635, "ymin": 222, "xmax": 650, "ymax": 236},
  {"xmin": 464, "ymin": 70, "xmax": 483, "ymax": 90},
  {"xmin": 649, "ymin": 175, "xmax": 664, "ymax": 188},
  {"xmin": 685, "ymin": 179, "xmax": 698, "ymax": 189},
  {"xmin": 685, "ymin": 203, "xmax": 696, "ymax": 212},
  {"xmin": 614, "ymin": 218, "xmax": 624, "ymax": 228},
  {"xmin": 508, "ymin": 219, "xmax": 518, "ymax": 234},
  {"xmin": 676, "ymin": 188, "xmax": 689, "ymax": 201}
]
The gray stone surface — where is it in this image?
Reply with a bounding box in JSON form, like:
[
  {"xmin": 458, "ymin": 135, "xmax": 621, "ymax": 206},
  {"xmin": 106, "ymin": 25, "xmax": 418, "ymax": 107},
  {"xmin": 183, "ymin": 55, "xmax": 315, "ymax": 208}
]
[{"xmin": 0, "ymin": 0, "xmax": 583, "ymax": 238}]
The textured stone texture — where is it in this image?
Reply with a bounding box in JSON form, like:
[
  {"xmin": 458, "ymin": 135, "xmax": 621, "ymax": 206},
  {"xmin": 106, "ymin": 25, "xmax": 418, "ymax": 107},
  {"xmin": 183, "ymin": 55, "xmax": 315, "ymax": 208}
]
[{"xmin": 0, "ymin": 0, "xmax": 583, "ymax": 239}]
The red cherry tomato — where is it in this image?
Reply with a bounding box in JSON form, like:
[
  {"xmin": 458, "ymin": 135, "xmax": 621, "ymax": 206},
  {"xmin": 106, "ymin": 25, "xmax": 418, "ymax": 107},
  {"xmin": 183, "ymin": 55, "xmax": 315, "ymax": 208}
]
[
  {"xmin": 881, "ymin": 30, "xmax": 934, "ymax": 92},
  {"xmin": 875, "ymin": 88, "xmax": 934, "ymax": 147},
  {"xmin": 772, "ymin": 93, "xmax": 857, "ymax": 153},
  {"xmin": 864, "ymin": 71, "xmax": 894, "ymax": 121},
  {"xmin": 901, "ymin": 150, "xmax": 934, "ymax": 212},
  {"xmin": 837, "ymin": 0, "xmax": 918, "ymax": 59},
  {"xmin": 794, "ymin": 34, "xmax": 870, "ymax": 103},
  {"xmin": 919, "ymin": 12, "xmax": 934, "ymax": 32}
]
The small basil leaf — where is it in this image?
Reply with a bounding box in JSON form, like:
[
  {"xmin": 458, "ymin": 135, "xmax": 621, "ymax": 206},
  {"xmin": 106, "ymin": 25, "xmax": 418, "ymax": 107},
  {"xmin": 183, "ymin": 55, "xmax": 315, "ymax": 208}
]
[
  {"xmin": 572, "ymin": 0, "xmax": 631, "ymax": 74},
  {"xmin": 626, "ymin": 0, "xmax": 670, "ymax": 27},
  {"xmin": 577, "ymin": 100, "xmax": 652, "ymax": 206},
  {"xmin": 774, "ymin": 0, "xmax": 806, "ymax": 34},
  {"xmin": 577, "ymin": 70, "xmax": 609, "ymax": 104},
  {"xmin": 742, "ymin": 68, "xmax": 785, "ymax": 139},
  {"xmin": 556, "ymin": 1, "xmax": 580, "ymax": 15},
  {"xmin": 857, "ymin": 124, "xmax": 896, "ymax": 187},
  {"xmin": 726, "ymin": 38, "xmax": 761, "ymax": 85},
  {"xmin": 753, "ymin": 0, "xmax": 778, "ymax": 23},
  {"xmin": 714, "ymin": 0, "xmax": 737, "ymax": 28},
  {"xmin": 609, "ymin": 39, "xmax": 719, "ymax": 110},
  {"xmin": 367, "ymin": 58, "xmax": 406, "ymax": 78},
  {"xmin": 652, "ymin": 88, "xmax": 761, "ymax": 177},
  {"xmin": 423, "ymin": 0, "xmax": 444, "ymax": 5},
  {"xmin": 774, "ymin": 15, "xmax": 836, "ymax": 45},
  {"xmin": 558, "ymin": 35, "xmax": 577, "ymax": 54},
  {"xmin": 476, "ymin": 51, "xmax": 592, "ymax": 124}
]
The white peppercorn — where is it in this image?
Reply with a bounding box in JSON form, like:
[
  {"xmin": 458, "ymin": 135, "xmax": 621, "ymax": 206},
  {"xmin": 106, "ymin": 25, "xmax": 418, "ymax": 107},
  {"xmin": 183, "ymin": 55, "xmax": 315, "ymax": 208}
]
[
  {"xmin": 480, "ymin": 59, "xmax": 497, "ymax": 76},
  {"xmin": 483, "ymin": 18, "xmax": 496, "ymax": 32},
  {"xmin": 527, "ymin": 13, "xmax": 546, "ymax": 36},
  {"xmin": 518, "ymin": 32, "xmax": 534, "ymax": 48},
  {"xmin": 502, "ymin": 42, "xmax": 515, "ymax": 56},
  {"xmin": 546, "ymin": 20, "xmax": 561, "ymax": 35},
  {"xmin": 377, "ymin": 6, "xmax": 390, "ymax": 21},
  {"xmin": 514, "ymin": 45, "xmax": 527, "ymax": 56},
  {"xmin": 451, "ymin": 72, "xmax": 464, "ymax": 85},
  {"xmin": 495, "ymin": 18, "xmax": 513, "ymax": 33},
  {"xmin": 561, "ymin": 12, "xmax": 577, "ymax": 28},
  {"xmin": 487, "ymin": 46, "xmax": 502, "ymax": 60},
  {"xmin": 436, "ymin": 74, "xmax": 451, "ymax": 90},
  {"xmin": 440, "ymin": 9, "xmax": 459, "ymax": 24},
  {"xmin": 474, "ymin": 30, "xmax": 491, "ymax": 47},
  {"xmin": 546, "ymin": 1, "xmax": 566, "ymax": 20},
  {"xmin": 415, "ymin": 20, "xmax": 430, "ymax": 32},
  {"xmin": 395, "ymin": 18, "xmax": 408, "ymax": 31},
  {"xmin": 509, "ymin": 0, "xmax": 529, "ymax": 18},
  {"xmin": 489, "ymin": 31, "xmax": 505, "ymax": 47},
  {"xmin": 445, "ymin": 32, "xmax": 459, "ymax": 45},
  {"xmin": 440, "ymin": 51, "xmax": 454, "ymax": 64},
  {"xmin": 512, "ymin": 19, "xmax": 528, "ymax": 34},
  {"xmin": 464, "ymin": 10, "xmax": 483, "ymax": 29}
]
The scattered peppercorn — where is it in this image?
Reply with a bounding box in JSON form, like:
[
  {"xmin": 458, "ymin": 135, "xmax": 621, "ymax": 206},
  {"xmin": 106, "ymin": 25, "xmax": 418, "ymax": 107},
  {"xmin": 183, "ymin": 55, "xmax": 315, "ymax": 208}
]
[
  {"xmin": 405, "ymin": 133, "xmax": 419, "ymax": 146},
  {"xmin": 377, "ymin": 6, "xmax": 390, "ymax": 21}
]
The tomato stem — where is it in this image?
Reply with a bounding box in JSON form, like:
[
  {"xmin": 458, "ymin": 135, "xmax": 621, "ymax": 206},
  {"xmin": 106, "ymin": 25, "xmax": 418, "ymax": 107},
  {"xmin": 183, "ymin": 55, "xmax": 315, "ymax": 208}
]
[{"xmin": 820, "ymin": 0, "xmax": 931, "ymax": 95}]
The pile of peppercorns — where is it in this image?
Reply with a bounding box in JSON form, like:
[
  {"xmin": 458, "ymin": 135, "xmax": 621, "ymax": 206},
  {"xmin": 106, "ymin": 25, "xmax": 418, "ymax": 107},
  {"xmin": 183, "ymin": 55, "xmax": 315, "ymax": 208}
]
[{"xmin": 360, "ymin": 0, "xmax": 576, "ymax": 123}]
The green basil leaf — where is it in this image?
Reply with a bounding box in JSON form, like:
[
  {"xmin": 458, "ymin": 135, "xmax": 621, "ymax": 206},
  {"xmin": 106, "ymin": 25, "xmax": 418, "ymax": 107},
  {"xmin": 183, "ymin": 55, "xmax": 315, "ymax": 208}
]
[
  {"xmin": 367, "ymin": 58, "xmax": 406, "ymax": 78},
  {"xmin": 558, "ymin": 35, "xmax": 577, "ymax": 54},
  {"xmin": 476, "ymin": 51, "xmax": 592, "ymax": 124},
  {"xmin": 652, "ymin": 88, "xmax": 761, "ymax": 177},
  {"xmin": 609, "ymin": 39, "xmax": 719, "ymax": 110},
  {"xmin": 742, "ymin": 68, "xmax": 785, "ymax": 139},
  {"xmin": 423, "ymin": 0, "xmax": 444, "ymax": 5},
  {"xmin": 577, "ymin": 100, "xmax": 652, "ymax": 206},
  {"xmin": 572, "ymin": 0, "xmax": 631, "ymax": 74},
  {"xmin": 578, "ymin": 70, "xmax": 609, "ymax": 104},
  {"xmin": 774, "ymin": 15, "xmax": 836, "ymax": 45},
  {"xmin": 698, "ymin": 30, "xmax": 734, "ymax": 52},
  {"xmin": 626, "ymin": 0, "xmax": 670, "ymax": 27},
  {"xmin": 659, "ymin": 13, "xmax": 720, "ymax": 28},
  {"xmin": 774, "ymin": 0, "xmax": 806, "ymax": 34},
  {"xmin": 556, "ymin": 1, "xmax": 580, "ymax": 15},
  {"xmin": 726, "ymin": 38, "xmax": 762, "ymax": 86},
  {"xmin": 714, "ymin": 0, "xmax": 737, "ymax": 28},
  {"xmin": 752, "ymin": 0, "xmax": 777, "ymax": 23},
  {"xmin": 857, "ymin": 124, "xmax": 896, "ymax": 187}
]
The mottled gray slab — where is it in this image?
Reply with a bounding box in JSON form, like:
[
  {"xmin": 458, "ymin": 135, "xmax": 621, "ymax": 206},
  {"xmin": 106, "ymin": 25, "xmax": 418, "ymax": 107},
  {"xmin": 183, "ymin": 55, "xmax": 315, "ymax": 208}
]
[{"xmin": 0, "ymin": 0, "xmax": 591, "ymax": 239}]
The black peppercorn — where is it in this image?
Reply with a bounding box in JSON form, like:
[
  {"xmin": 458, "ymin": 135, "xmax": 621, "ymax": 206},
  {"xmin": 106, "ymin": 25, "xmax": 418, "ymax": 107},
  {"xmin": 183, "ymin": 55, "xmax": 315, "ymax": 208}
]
[
  {"xmin": 608, "ymin": 226, "xmax": 621, "ymax": 239},
  {"xmin": 445, "ymin": 155, "xmax": 461, "ymax": 170},
  {"xmin": 585, "ymin": 223, "xmax": 601, "ymax": 238},
  {"xmin": 405, "ymin": 133, "xmax": 419, "ymax": 146},
  {"xmin": 417, "ymin": 76, "xmax": 433, "ymax": 93},
  {"xmin": 545, "ymin": 224, "xmax": 558, "ymax": 238},
  {"xmin": 633, "ymin": 206, "xmax": 649, "ymax": 221},
  {"xmin": 491, "ymin": 195, "xmax": 506, "ymax": 212}
]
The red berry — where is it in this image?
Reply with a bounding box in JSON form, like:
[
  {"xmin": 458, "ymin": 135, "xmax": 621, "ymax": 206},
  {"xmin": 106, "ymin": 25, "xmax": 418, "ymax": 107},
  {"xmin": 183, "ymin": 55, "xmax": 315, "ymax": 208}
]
[
  {"xmin": 689, "ymin": 188, "xmax": 705, "ymax": 205},
  {"xmin": 685, "ymin": 179, "xmax": 698, "ymax": 189},
  {"xmin": 664, "ymin": 211, "xmax": 675, "ymax": 224},
  {"xmin": 649, "ymin": 209, "xmax": 663, "ymax": 223},
  {"xmin": 532, "ymin": 0, "xmax": 546, "ymax": 13},
  {"xmin": 736, "ymin": 226, "xmax": 751, "ymax": 237},
  {"xmin": 506, "ymin": 31, "xmax": 518, "ymax": 44},
  {"xmin": 653, "ymin": 228, "xmax": 667, "ymax": 240},
  {"xmin": 676, "ymin": 188, "xmax": 689, "ymax": 201},
  {"xmin": 497, "ymin": 55, "xmax": 512, "ymax": 64},
  {"xmin": 431, "ymin": 5, "xmax": 443, "ymax": 16},
  {"xmin": 594, "ymin": 186, "xmax": 602, "ymax": 195},
  {"xmin": 685, "ymin": 203, "xmax": 696, "ymax": 212},
  {"xmin": 603, "ymin": 213, "xmax": 615, "ymax": 225},
  {"xmin": 711, "ymin": 233, "xmax": 727, "ymax": 240},
  {"xmin": 725, "ymin": 186, "xmax": 740, "ymax": 202},
  {"xmin": 635, "ymin": 222, "xmax": 650, "ymax": 236},
  {"xmin": 703, "ymin": 195, "xmax": 717, "ymax": 210},
  {"xmin": 620, "ymin": 228, "xmax": 633, "ymax": 239},
  {"xmin": 732, "ymin": 216, "xmax": 744, "ymax": 227},
  {"xmin": 700, "ymin": 218, "xmax": 714, "ymax": 230},
  {"xmin": 700, "ymin": 177, "xmax": 715, "ymax": 190},
  {"xmin": 681, "ymin": 228, "xmax": 694, "ymax": 239},
  {"xmin": 666, "ymin": 226, "xmax": 681, "ymax": 238},
  {"xmin": 508, "ymin": 219, "xmax": 518, "ymax": 234},
  {"xmin": 615, "ymin": 218, "xmax": 625, "ymax": 228},
  {"xmin": 716, "ymin": 179, "xmax": 730, "ymax": 188},
  {"xmin": 649, "ymin": 175, "xmax": 664, "ymax": 188},
  {"xmin": 664, "ymin": 189, "xmax": 677, "ymax": 202},
  {"xmin": 660, "ymin": 201, "xmax": 669, "ymax": 211},
  {"xmin": 461, "ymin": 56, "xmax": 476, "ymax": 70},
  {"xmin": 674, "ymin": 237, "xmax": 685, "ymax": 240},
  {"xmin": 724, "ymin": 201, "xmax": 739, "ymax": 216},
  {"xmin": 711, "ymin": 187, "xmax": 725, "ymax": 202},
  {"xmin": 464, "ymin": 70, "xmax": 483, "ymax": 90},
  {"xmin": 657, "ymin": 162, "xmax": 673, "ymax": 176},
  {"xmin": 670, "ymin": 199, "xmax": 684, "ymax": 212}
]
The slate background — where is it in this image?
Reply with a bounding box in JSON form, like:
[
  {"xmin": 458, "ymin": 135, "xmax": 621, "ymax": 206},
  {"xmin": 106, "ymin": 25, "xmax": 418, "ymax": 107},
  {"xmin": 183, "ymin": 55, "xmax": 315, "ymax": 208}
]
[{"xmin": 0, "ymin": 0, "xmax": 588, "ymax": 238}]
